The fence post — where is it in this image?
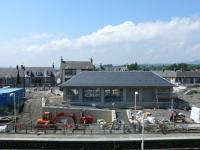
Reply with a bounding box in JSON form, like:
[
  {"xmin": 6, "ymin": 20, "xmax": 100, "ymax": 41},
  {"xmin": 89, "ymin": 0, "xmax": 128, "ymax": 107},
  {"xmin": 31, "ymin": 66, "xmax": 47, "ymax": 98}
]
[
  {"xmin": 54, "ymin": 126, "xmax": 56, "ymax": 134},
  {"xmin": 31, "ymin": 121, "xmax": 32, "ymax": 131},
  {"xmin": 90, "ymin": 129, "xmax": 92, "ymax": 135},
  {"xmin": 123, "ymin": 124, "xmax": 125, "ymax": 134},
  {"xmin": 63, "ymin": 125, "xmax": 66, "ymax": 135},
  {"xmin": 44, "ymin": 125, "xmax": 47, "ymax": 134},
  {"xmin": 26, "ymin": 124, "xmax": 27, "ymax": 134}
]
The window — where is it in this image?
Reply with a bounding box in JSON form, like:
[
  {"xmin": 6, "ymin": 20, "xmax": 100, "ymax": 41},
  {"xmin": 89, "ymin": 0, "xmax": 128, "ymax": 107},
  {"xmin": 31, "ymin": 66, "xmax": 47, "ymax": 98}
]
[
  {"xmin": 65, "ymin": 69, "xmax": 76, "ymax": 76},
  {"xmin": 83, "ymin": 88, "xmax": 101, "ymax": 102},
  {"xmin": 66, "ymin": 88, "xmax": 79, "ymax": 101},
  {"xmin": 104, "ymin": 88, "xmax": 122, "ymax": 102}
]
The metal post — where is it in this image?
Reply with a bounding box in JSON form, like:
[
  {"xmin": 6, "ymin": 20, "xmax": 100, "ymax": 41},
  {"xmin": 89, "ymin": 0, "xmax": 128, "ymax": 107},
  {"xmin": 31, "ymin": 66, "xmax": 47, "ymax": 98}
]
[
  {"xmin": 13, "ymin": 93, "xmax": 16, "ymax": 128},
  {"xmin": 10, "ymin": 93, "xmax": 17, "ymax": 132},
  {"xmin": 141, "ymin": 113, "xmax": 144, "ymax": 150},
  {"xmin": 134, "ymin": 91, "xmax": 138, "ymax": 114}
]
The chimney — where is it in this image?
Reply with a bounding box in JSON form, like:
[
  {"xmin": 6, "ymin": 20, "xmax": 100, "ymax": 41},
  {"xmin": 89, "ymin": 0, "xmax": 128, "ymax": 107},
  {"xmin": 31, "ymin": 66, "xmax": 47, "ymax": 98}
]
[
  {"xmin": 61, "ymin": 56, "xmax": 63, "ymax": 62},
  {"xmin": 90, "ymin": 57, "xmax": 93, "ymax": 64}
]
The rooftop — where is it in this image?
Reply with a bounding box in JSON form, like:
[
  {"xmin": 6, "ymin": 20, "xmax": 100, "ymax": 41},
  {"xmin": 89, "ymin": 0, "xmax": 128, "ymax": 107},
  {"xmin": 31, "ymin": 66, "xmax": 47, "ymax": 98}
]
[
  {"xmin": 0, "ymin": 88, "xmax": 23, "ymax": 94},
  {"xmin": 60, "ymin": 71, "xmax": 175, "ymax": 87},
  {"xmin": 61, "ymin": 60, "xmax": 94, "ymax": 70},
  {"xmin": 155, "ymin": 70, "xmax": 200, "ymax": 78}
]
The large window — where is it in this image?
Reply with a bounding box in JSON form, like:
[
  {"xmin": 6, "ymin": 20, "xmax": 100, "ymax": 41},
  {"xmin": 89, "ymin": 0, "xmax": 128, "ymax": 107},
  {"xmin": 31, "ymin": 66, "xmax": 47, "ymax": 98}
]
[
  {"xmin": 65, "ymin": 69, "xmax": 76, "ymax": 76},
  {"xmin": 66, "ymin": 88, "xmax": 79, "ymax": 101},
  {"xmin": 83, "ymin": 88, "xmax": 101, "ymax": 102},
  {"xmin": 104, "ymin": 88, "xmax": 122, "ymax": 102}
]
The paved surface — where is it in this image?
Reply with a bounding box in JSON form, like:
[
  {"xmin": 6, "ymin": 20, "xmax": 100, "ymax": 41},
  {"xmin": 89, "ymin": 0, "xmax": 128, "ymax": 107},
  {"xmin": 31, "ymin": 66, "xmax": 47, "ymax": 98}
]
[
  {"xmin": 116, "ymin": 109, "xmax": 130, "ymax": 124},
  {"xmin": 1, "ymin": 133, "xmax": 200, "ymax": 141}
]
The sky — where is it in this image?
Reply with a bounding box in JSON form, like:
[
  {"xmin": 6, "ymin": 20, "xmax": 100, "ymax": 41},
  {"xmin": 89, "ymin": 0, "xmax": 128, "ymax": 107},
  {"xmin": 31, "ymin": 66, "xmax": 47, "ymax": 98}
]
[{"xmin": 1, "ymin": 0, "xmax": 200, "ymax": 67}]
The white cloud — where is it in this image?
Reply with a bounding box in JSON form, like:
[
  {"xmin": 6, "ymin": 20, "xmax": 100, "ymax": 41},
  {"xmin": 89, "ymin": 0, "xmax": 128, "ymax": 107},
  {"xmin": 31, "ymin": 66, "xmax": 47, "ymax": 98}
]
[{"xmin": 1, "ymin": 17, "xmax": 200, "ymax": 67}]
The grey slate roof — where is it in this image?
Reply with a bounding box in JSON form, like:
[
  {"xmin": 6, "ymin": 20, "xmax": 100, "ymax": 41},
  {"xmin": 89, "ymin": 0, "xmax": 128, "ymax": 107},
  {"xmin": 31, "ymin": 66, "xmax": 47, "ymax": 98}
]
[
  {"xmin": 154, "ymin": 71, "xmax": 177, "ymax": 78},
  {"xmin": 60, "ymin": 71, "xmax": 175, "ymax": 87},
  {"xmin": 0, "ymin": 67, "xmax": 54, "ymax": 78},
  {"xmin": 0, "ymin": 68, "xmax": 21, "ymax": 78},
  {"xmin": 154, "ymin": 70, "xmax": 200, "ymax": 78},
  {"xmin": 61, "ymin": 61, "xmax": 94, "ymax": 70}
]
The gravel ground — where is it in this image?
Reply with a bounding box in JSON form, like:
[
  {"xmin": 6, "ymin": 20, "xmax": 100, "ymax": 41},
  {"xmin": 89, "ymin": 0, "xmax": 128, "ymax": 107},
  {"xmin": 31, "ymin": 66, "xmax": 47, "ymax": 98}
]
[{"xmin": 17, "ymin": 90, "xmax": 50, "ymax": 124}]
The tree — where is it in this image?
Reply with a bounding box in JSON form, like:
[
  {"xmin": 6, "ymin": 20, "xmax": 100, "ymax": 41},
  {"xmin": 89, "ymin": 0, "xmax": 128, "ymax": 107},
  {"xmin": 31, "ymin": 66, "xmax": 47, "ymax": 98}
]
[
  {"xmin": 127, "ymin": 62, "xmax": 138, "ymax": 70},
  {"xmin": 16, "ymin": 65, "xmax": 20, "ymax": 84}
]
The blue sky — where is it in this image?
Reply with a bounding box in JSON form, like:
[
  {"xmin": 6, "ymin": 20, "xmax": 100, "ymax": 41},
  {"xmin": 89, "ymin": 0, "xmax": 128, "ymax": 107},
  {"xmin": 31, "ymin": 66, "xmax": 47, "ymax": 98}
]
[{"xmin": 1, "ymin": 0, "xmax": 200, "ymax": 66}]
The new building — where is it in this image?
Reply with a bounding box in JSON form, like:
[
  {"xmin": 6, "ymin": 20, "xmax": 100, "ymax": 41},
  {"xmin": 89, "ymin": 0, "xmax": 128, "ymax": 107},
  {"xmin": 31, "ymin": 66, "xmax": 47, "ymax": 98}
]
[
  {"xmin": 0, "ymin": 88, "xmax": 24, "ymax": 109},
  {"xmin": 155, "ymin": 70, "xmax": 200, "ymax": 84},
  {"xmin": 60, "ymin": 58, "xmax": 95, "ymax": 83},
  {"xmin": 60, "ymin": 71, "xmax": 175, "ymax": 108}
]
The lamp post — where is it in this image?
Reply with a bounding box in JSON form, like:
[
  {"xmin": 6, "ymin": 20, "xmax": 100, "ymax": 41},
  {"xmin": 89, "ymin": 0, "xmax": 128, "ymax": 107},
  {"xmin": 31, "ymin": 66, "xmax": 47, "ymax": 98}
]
[
  {"xmin": 141, "ymin": 112, "xmax": 144, "ymax": 150},
  {"xmin": 134, "ymin": 91, "xmax": 138, "ymax": 114},
  {"xmin": 10, "ymin": 93, "xmax": 16, "ymax": 132}
]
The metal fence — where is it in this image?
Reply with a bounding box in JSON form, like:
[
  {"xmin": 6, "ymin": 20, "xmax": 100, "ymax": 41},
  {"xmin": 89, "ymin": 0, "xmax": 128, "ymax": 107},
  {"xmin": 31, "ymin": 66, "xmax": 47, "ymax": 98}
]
[{"xmin": 3, "ymin": 121, "xmax": 200, "ymax": 135}]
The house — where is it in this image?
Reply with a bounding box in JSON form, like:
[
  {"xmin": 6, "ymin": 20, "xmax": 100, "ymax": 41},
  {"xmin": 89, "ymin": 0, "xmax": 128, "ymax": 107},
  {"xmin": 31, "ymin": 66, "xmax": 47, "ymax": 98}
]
[
  {"xmin": 60, "ymin": 57, "xmax": 95, "ymax": 83},
  {"xmin": 155, "ymin": 70, "xmax": 200, "ymax": 84},
  {"xmin": 0, "ymin": 68, "xmax": 19, "ymax": 87},
  {"xmin": 0, "ymin": 67, "xmax": 55, "ymax": 87},
  {"xmin": 60, "ymin": 71, "xmax": 175, "ymax": 108},
  {"xmin": 104, "ymin": 66, "xmax": 129, "ymax": 72}
]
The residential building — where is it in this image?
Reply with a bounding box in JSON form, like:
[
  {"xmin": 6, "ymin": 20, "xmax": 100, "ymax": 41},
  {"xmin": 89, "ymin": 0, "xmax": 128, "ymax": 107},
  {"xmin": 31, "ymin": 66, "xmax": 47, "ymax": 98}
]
[
  {"xmin": 0, "ymin": 67, "xmax": 55, "ymax": 87},
  {"xmin": 60, "ymin": 71, "xmax": 175, "ymax": 108},
  {"xmin": 60, "ymin": 57, "xmax": 95, "ymax": 83},
  {"xmin": 155, "ymin": 70, "xmax": 200, "ymax": 84},
  {"xmin": 104, "ymin": 66, "xmax": 129, "ymax": 72}
]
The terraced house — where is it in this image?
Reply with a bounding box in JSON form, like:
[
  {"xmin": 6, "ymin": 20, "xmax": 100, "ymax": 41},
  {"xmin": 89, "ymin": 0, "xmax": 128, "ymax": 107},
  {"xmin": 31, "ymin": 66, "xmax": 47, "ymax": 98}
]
[
  {"xmin": 60, "ymin": 71, "xmax": 175, "ymax": 108},
  {"xmin": 155, "ymin": 70, "xmax": 200, "ymax": 84},
  {"xmin": 0, "ymin": 67, "xmax": 55, "ymax": 87}
]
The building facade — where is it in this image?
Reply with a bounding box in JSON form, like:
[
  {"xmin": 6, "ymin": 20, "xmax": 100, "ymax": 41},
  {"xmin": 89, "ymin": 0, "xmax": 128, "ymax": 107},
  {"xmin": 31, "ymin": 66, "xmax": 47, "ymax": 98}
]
[
  {"xmin": 60, "ymin": 58, "xmax": 95, "ymax": 83},
  {"xmin": 0, "ymin": 67, "xmax": 55, "ymax": 87},
  {"xmin": 60, "ymin": 71, "xmax": 175, "ymax": 108},
  {"xmin": 155, "ymin": 70, "xmax": 200, "ymax": 84}
]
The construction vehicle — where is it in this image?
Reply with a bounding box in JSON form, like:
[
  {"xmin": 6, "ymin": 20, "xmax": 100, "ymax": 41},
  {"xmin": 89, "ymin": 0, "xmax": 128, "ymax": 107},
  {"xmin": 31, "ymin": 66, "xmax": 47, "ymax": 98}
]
[{"xmin": 36, "ymin": 111, "xmax": 93, "ymax": 128}]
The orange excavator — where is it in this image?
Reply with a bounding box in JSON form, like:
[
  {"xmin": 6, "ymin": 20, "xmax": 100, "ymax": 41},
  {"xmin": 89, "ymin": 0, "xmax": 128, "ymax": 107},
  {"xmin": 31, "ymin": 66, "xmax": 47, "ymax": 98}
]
[{"xmin": 36, "ymin": 111, "xmax": 93, "ymax": 128}]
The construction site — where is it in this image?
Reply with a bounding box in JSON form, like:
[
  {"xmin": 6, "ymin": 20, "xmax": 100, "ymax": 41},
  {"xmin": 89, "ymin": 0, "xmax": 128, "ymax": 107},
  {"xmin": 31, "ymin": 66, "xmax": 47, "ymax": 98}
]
[
  {"xmin": 0, "ymin": 85, "xmax": 200, "ymax": 135},
  {"xmin": 0, "ymin": 85, "xmax": 200, "ymax": 149}
]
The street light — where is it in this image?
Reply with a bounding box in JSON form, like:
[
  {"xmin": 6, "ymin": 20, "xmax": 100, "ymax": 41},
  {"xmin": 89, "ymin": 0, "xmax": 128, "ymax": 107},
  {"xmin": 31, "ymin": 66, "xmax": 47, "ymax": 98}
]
[
  {"xmin": 141, "ymin": 112, "xmax": 144, "ymax": 150},
  {"xmin": 10, "ymin": 93, "xmax": 16, "ymax": 132},
  {"xmin": 134, "ymin": 91, "xmax": 138, "ymax": 114}
]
